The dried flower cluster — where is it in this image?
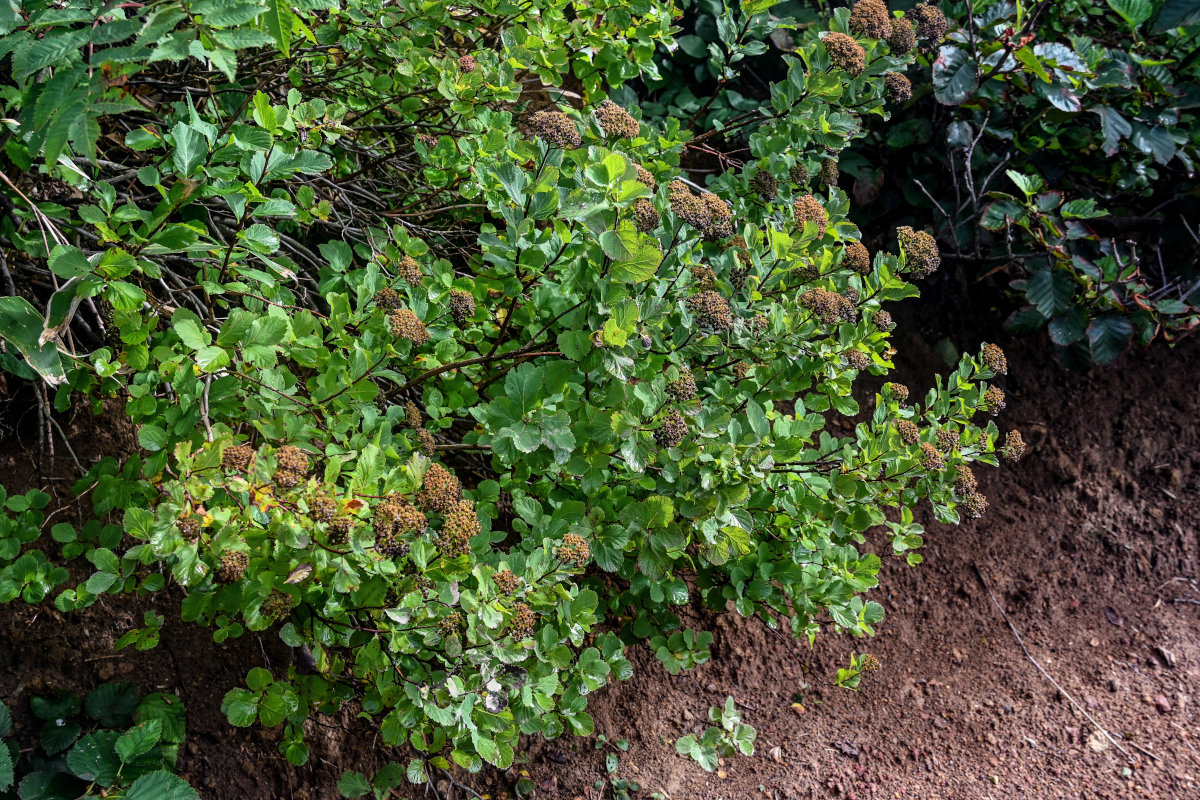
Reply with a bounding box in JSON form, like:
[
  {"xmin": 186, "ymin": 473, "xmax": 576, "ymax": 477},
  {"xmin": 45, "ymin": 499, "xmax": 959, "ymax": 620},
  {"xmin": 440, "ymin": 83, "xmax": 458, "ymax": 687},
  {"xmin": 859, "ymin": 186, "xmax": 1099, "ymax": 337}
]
[
  {"xmin": 449, "ymin": 288, "xmax": 476, "ymax": 326},
  {"xmin": 686, "ymin": 290, "xmax": 734, "ymax": 330},
  {"xmin": 981, "ymin": 343, "xmax": 1008, "ymax": 375},
  {"xmin": 750, "ymin": 170, "xmax": 778, "ymax": 200},
  {"xmin": 389, "ymin": 309, "xmax": 430, "ymax": 344},
  {"xmin": 528, "ymin": 109, "xmax": 582, "ymax": 149},
  {"xmin": 666, "ymin": 370, "xmax": 698, "ymax": 401},
  {"xmin": 980, "ymin": 386, "xmax": 1006, "ymax": 415},
  {"xmin": 374, "ymin": 287, "xmax": 402, "ymax": 310},
  {"xmin": 398, "ymin": 255, "xmax": 422, "ymax": 287},
  {"xmin": 416, "ymin": 463, "xmax": 463, "ymax": 513},
  {"xmin": 216, "ymin": 549, "xmax": 249, "ymax": 584},
  {"xmin": 222, "ymin": 444, "xmax": 254, "ymax": 472},
  {"xmin": 274, "ymin": 445, "xmax": 309, "ymax": 489},
  {"xmin": 1000, "ymin": 429, "xmax": 1027, "ymax": 461},
  {"xmin": 895, "ymin": 419, "xmax": 920, "ymax": 445},
  {"xmin": 594, "ymin": 99, "xmax": 640, "ymax": 139},
  {"xmin": 819, "ymin": 158, "xmax": 839, "ymax": 187},
  {"xmin": 493, "ymin": 569, "xmax": 520, "ymax": 595},
  {"xmin": 668, "ymin": 180, "xmax": 733, "ymax": 239},
  {"xmin": 554, "ymin": 533, "xmax": 591, "ymax": 567},
  {"xmin": 440, "ymin": 500, "xmax": 479, "ymax": 558},
  {"xmin": 919, "ymin": 442, "xmax": 945, "ymax": 471},
  {"xmin": 792, "ymin": 195, "xmax": 828, "ymax": 237},
  {"xmin": 888, "ymin": 18, "xmax": 916, "ymax": 53},
  {"xmin": 509, "ymin": 602, "xmax": 536, "ymax": 639},
  {"xmin": 885, "ymin": 72, "xmax": 912, "ymax": 103},
  {"xmin": 843, "ymin": 241, "xmax": 871, "ymax": 275},
  {"xmin": 655, "ymin": 408, "xmax": 688, "ymax": 449},
  {"xmin": 896, "ymin": 226, "xmax": 941, "ymax": 278},
  {"xmin": 632, "ymin": 198, "xmax": 660, "ymax": 232},
  {"xmin": 911, "ymin": 3, "xmax": 948, "ymax": 42},
  {"xmin": 800, "ymin": 287, "xmax": 855, "ymax": 325},
  {"xmin": 850, "ymin": 0, "xmax": 892, "ymax": 39},
  {"xmin": 824, "ymin": 32, "xmax": 866, "ymax": 76}
]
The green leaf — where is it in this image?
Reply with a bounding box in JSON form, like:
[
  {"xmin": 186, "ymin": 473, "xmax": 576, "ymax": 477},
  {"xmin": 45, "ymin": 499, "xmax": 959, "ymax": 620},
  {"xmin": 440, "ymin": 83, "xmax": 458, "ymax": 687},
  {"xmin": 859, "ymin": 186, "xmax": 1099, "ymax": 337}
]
[
  {"xmin": 610, "ymin": 238, "xmax": 663, "ymax": 283},
  {"xmin": 116, "ymin": 718, "xmax": 163, "ymax": 762},
  {"xmin": 1024, "ymin": 268, "xmax": 1074, "ymax": 317},
  {"xmin": 1106, "ymin": 0, "xmax": 1153, "ymax": 29},
  {"xmin": 48, "ymin": 246, "xmax": 91, "ymax": 279},
  {"xmin": 1087, "ymin": 316, "xmax": 1133, "ymax": 365},
  {"xmin": 0, "ymin": 296, "xmax": 66, "ymax": 385},
  {"xmin": 932, "ymin": 45, "xmax": 978, "ymax": 105},
  {"xmin": 0, "ymin": 699, "xmax": 11, "ymax": 737},
  {"xmin": 337, "ymin": 771, "xmax": 371, "ymax": 798},
  {"xmin": 0, "ymin": 745, "xmax": 12, "ymax": 793},
  {"xmin": 170, "ymin": 122, "xmax": 206, "ymax": 177},
  {"xmin": 16, "ymin": 771, "xmax": 82, "ymax": 800},
  {"xmin": 85, "ymin": 683, "xmax": 138, "ymax": 727},
  {"xmin": 263, "ymin": 0, "xmax": 294, "ymax": 58},
  {"xmin": 125, "ymin": 771, "xmax": 199, "ymax": 800},
  {"xmin": 173, "ymin": 313, "xmax": 210, "ymax": 350},
  {"xmin": 135, "ymin": 693, "xmax": 187, "ymax": 744},
  {"xmin": 1155, "ymin": 0, "xmax": 1200, "ymax": 31},
  {"xmin": 220, "ymin": 689, "xmax": 259, "ymax": 727},
  {"xmin": 66, "ymin": 731, "xmax": 121, "ymax": 786},
  {"xmin": 557, "ymin": 330, "xmax": 592, "ymax": 361},
  {"xmin": 40, "ymin": 719, "xmax": 81, "ymax": 756}
]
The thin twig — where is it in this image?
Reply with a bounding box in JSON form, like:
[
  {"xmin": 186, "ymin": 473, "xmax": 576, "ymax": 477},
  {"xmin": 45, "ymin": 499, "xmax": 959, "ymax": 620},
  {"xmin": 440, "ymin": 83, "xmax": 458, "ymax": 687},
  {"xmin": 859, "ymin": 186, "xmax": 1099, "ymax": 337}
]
[{"xmin": 972, "ymin": 562, "xmax": 1135, "ymax": 762}]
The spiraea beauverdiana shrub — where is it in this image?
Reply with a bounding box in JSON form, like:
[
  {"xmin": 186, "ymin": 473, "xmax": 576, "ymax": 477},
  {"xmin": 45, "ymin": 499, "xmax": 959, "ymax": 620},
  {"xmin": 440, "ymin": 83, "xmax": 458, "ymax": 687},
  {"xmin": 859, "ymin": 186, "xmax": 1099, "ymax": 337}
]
[{"xmin": 0, "ymin": 0, "xmax": 1021, "ymax": 779}]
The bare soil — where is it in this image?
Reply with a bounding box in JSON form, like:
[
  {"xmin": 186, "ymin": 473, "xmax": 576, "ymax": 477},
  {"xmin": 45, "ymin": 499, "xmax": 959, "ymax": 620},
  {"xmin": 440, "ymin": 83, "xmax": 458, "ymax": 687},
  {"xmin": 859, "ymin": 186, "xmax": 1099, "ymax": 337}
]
[{"xmin": 2, "ymin": 320, "xmax": 1198, "ymax": 799}]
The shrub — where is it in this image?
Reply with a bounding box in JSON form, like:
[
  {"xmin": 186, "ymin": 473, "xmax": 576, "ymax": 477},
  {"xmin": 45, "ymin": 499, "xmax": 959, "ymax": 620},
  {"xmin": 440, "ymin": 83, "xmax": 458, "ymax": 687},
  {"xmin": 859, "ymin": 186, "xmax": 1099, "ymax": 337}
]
[{"xmin": 0, "ymin": 0, "xmax": 1014, "ymax": 780}]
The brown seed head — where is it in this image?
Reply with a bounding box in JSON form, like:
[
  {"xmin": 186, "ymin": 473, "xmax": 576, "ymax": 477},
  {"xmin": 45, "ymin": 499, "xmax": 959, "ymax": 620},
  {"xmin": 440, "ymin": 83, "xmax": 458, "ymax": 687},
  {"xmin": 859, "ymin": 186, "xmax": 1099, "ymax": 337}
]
[
  {"xmin": 981, "ymin": 343, "xmax": 1008, "ymax": 375},
  {"xmin": 750, "ymin": 170, "xmax": 778, "ymax": 201},
  {"xmin": 686, "ymin": 290, "xmax": 734, "ymax": 330},
  {"xmin": 885, "ymin": 72, "xmax": 912, "ymax": 103},
  {"xmin": 397, "ymin": 255, "xmax": 422, "ymax": 287},
  {"xmin": 555, "ymin": 532, "xmax": 591, "ymax": 568},
  {"xmin": 896, "ymin": 226, "xmax": 940, "ymax": 278},
  {"xmin": 449, "ymin": 289, "xmax": 476, "ymax": 326},
  {"xmin": 980, "ymin": 386, "xmax": 1006, "ymax": 416},
  {"xmin": 458, "ymin": 54, "xmax": 477, "ymax": 72},
  {"xmin": 493, "ymin": 569, "xmax": 520, "ymax": 595},
  {"xmin": 666, "ymin": 370, "xmax": 698, "ymax": 402},
  {"xmin": 440, "ymin": 500, "xmax": 479, "ymax": 558},
  {"xmin": 792, "ymin": 195, "xmax": 828, "ymax": 237},
  {"xmin": 819, "ymin": 158, "xmax": 840, "ymax": 187},
  {"xmin": 920, "ymin": 442, "xmax": 945, "ymax": 471},
  {"xmin": 417, "ymin": 428, "xmax": 436, "ymax": 456},
  {"xmin": 887, "ymin": 18, "xmax": 916, "ymax": 53},
  {"xmin": 635, "ymin": 165, "xmax": 657, "ymax": 190},
  {"xmin": 844, "ymin": 241, "xmax": 871, "ymax": 275},
  {"xmin": 416, "ymin": 463, "xmax": 463, "ymax": 514},
  {"xmin": 528, "ymin": 110, "xmax": 582, "ymax": 150},
  {"xmin": 850, "ymin": 0, "xmax": 893, "ymax": 39},
  {"xmin": 216, "ymin": 550, "xmax": 249, "ymax": 584},
  {"xmin": 222, "ymin": 444, "xmax": 255, "ymax": 472},
  {"xmin": 936, "ymin": 427, "xmax": 960, "ymax": 452},
  {"xmin": 595, "ymin": 99, "xmax": 640, "ymax": 139},
  {"xmin": 389, "ymin": 309, "xmax": 430, "ymax": 345},
  {"xmin": 1001, "ymin": 429, "xmax": 1027, "ymax": 462},
  {"xmin": 800, "ymin": 287, "xmax": 855, "ymax": 325},
  {"xmin": 374, "ymin": 287, "xmax": 403, "ymax": 311},
  {"xmin": 911, "ymin": 3, "xmax": 948, "ymax": 42},
  {"xmin": 954, "ymin": 464, "xmax": 978, "ymax": 495},
  {"xmin": 655, "ymin": 408, "xmax": 688, "ymax": 449},
  {"xmin": 509, "ymin": 601, "xmax": 536, "ymax": 640},
  {"xmin": 405, "ymin": 401, "xmax": 423, "ymax": 429},
  {"xmin": 960, "ymin": 491, "xmax": 988, "ymax": 520},
  {"xmin": 824, "ymin": 32, "xmax": 866, "ymax": 76},
  {"xmin": 895, "ymin": 419, "xmax": 920, "ymax": 445},
  {"xmin": 632, "ymin": 198, "xmax": 660, "ymax": 232}
]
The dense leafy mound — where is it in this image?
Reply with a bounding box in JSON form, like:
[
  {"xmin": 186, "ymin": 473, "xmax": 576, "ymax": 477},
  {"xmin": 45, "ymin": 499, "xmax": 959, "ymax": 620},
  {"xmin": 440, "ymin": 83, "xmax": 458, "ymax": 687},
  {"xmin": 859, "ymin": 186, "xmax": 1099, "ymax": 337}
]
[{"xmin": 0, "ymin": 0, "xmax": 1018, "ymax": 780}]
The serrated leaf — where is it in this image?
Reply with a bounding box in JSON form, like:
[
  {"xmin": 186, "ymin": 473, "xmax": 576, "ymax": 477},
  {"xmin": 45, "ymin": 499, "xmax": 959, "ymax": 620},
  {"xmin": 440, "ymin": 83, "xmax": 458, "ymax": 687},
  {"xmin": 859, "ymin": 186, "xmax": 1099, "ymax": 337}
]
[
  {"xmin": 263, "ymin": 0, "xmax": 294, "ymax": 58},
  {"xmin": 125, "ymin": 770, "xmax": 199, "ymax": 800},
  {"xmin": 85, "ymin": 683, "xmax": 138, "ymax": 727},
  {"xmin": 0, "ymin": 745, "xmax": 12, "ymax": 792},
  {"xmin": 66, "ymin": 731, "xmax": 121, "ymax": 786},
  {"xmin": 1087, "ymin": 315, "xmax": 1133, "ymax": 365},
  {"xmin": 1024, "ymin": 268, "xmax": 1074, "ymax": 317},
  {"xmin": 337, "ymin": 771, "xmax": 371, "ymax": 798},
  {"xmin": 116, "ymin": 718, "xmax": 162, "ymax": 762}
]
